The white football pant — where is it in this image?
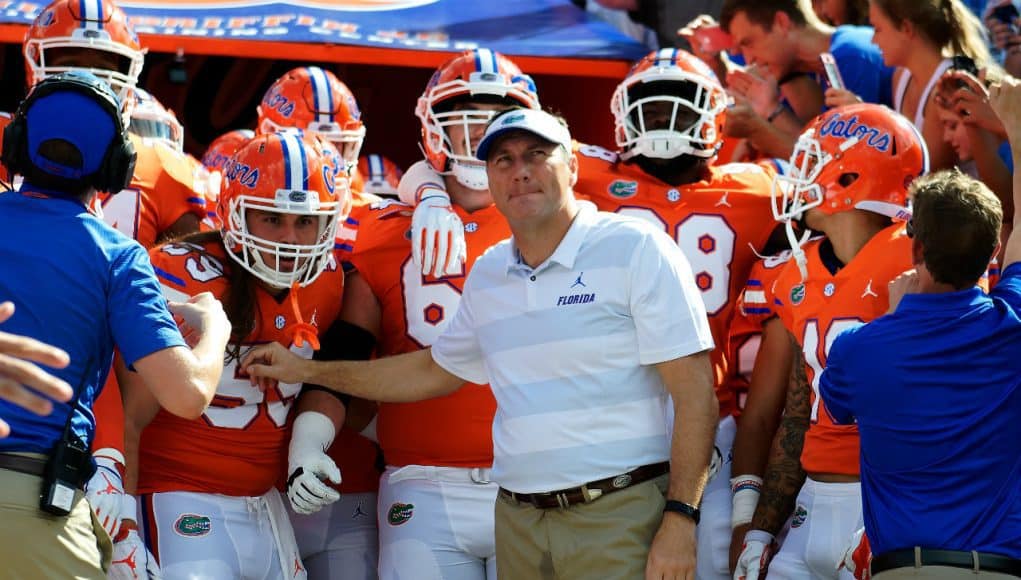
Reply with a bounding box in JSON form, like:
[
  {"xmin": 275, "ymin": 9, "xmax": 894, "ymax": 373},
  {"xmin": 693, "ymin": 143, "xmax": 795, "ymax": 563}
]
[
  {"xmin": 288, "ymin": 491, "xmax": 378, "ymax": 580},
  {"xmin": 142, "ymin": 489, "xmax": 306, "ymax": 580},
  {"xmin": 767, "ymin": 478, "xmax": 862, "ymax": 580},
  {"xmin": 377, "ymin": 465, "xmax": 497, "ymax": 580}
]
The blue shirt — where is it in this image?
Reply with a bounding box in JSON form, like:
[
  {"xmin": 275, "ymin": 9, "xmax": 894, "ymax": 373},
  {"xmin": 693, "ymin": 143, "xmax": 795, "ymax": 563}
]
[
  {"xmin": 0, "ymin": 190, "xmax": 185, "ymax": 454},
  {"xmin": 831, "ymin": 26, "xmax": 894, "ymax": 107},
  {"xmin": 820, "ymin": 264, "xmax": 1021, "ymax": 557}
]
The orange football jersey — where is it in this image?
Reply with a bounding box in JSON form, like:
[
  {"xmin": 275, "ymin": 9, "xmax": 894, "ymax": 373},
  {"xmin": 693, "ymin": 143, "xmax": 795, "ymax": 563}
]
[
  {"xmin": 349, "ymin": 200, "xmax": 509, "ymax": 468},
  {"xmin": 97, "ymin": 134, "xmax": 206, "ymax": 249},
  {"xmin": 575, "ymin": 144, "xmax": 777, "ymax": 416},
  {"xmin": 770, "ymin": 224, "xmax": 911, "ymax": 476},
  {"xmin": 137, "ymin": 239, "xmax": 344, "ymax": 496},
  {"xmin": 728, "ymin": 251, "xmax": 793, "ymax": 414},
  {"xmin": 335, "ymin": 188, "xmax": 381, "ymax": 265}
]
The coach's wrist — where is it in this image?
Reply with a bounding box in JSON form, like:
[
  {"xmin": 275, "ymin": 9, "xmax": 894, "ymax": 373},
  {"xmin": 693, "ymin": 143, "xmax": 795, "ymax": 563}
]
[{"xmin": 663, "ymin": 499, "xmax": 701, "ymax": 524}]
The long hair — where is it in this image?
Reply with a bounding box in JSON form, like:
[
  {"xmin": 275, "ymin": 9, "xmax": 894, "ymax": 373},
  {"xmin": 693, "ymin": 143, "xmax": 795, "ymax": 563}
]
[
  {"xmin": 872, "ymin": 0, "xmax": 993, "ymax": 67},
  {"xmin": 171, "ymin": 230, "xmax": 259, "ymax": 365}
]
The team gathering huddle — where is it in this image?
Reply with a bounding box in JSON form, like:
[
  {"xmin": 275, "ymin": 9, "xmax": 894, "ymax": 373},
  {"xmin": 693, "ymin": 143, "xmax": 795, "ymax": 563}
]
[{"xmin": 0, "ymin": 0, "xmax": 1020, "ymax": 578}]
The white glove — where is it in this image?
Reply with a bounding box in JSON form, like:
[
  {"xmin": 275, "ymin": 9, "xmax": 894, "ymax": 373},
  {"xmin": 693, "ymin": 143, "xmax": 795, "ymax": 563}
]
[
  {"xmin": 109, "ymin": 530, "xmax": 162, "ymax": 579},
  {"xmin": 412, "ymin": 195, "xmax": 466, "ymax": 278},
  {"xmin": 109, "ymin": 495, "xmax": 161, "ymax": 580},
  {"xmin": 287, "ymin": 412, "xmax": 341, "ymax": 515},
  {"xmin": 839, "ymin": 527, "xmax": 871, "ymax": 579},
  {"xmin": 734, "ymin": 529, "xmax": 774, "ymax": 580},
  {"xmin": 86, "ymin": 448, "xmax": 125, "ymax": 539},
  {"xmin": 398, "ymin": 160, "xmax": 466, "ymax": 278}
]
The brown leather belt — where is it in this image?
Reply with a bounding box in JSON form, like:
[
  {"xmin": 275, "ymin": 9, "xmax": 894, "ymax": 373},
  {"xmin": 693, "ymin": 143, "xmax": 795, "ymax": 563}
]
[
  {"xmin": 499, "ymin": 461, "xmax": 669, "ymax": 509},
  {"xmin": 0, "ymin": 453, "xmax": 46, "ymax": 477}
]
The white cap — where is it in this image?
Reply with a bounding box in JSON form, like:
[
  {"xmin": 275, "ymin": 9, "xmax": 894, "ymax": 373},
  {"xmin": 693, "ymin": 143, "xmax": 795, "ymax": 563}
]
[{"xmin": 476, "ymin": 108, "xmax": 572, "ymax": 161}]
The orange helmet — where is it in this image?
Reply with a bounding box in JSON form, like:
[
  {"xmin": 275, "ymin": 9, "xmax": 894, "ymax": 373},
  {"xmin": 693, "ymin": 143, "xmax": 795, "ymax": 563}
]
[
  {"xmin": 202, "ymin": 129, "xmax": 255, "ymax": 173},
  {"xmin": 129, "ymin": 88, "xmax": 183, "ymax": 152},
  {"xmin": 357, "ymin": 154, "xmax": 402, "ymax": 198},
  {"xmin": 24, "ymin": 0, "xmax": 145, "ymax": 106},
  {"xmin": 219, "ymin": 131, "xmax": 343, "ymax": 289},
  {"xmin": 416, "ymin": 48, "xmax": 539, "ymax": 190},
  {"xmin": 772, "ymin": 103, "xmax": 928, "ymax": 223},
  {"xmin": 612, "ymin": 48, "xmax": 728, "ymax": 161},
  {"xmin": 257, "ymin": 66, "xmax": 364, "ymax": 171}
]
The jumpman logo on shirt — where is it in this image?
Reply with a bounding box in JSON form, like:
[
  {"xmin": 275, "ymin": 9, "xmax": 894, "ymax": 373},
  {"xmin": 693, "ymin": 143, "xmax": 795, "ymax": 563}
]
[
  {"xmin": 862, "ymin": 279, "xmax": 879, "ymax": 299},
  {"xmin": 715, "ymin": 192, "xmax": 732, "ymax": 207},
  {"xmin": 571, "ymin": 272, "xmax": 586, "ymax": 288},
  {"xmin": 352, "ymin": 503, "xmax": 369, "ymax": 519}
]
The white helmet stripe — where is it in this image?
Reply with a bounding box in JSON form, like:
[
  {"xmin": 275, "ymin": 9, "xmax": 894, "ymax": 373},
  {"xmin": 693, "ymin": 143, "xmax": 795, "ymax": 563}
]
[
  {"xmin": 280, "ymin": 133, "xmax": 308, "ymax": 191},
  {"xmin": 655, "ymin": 48, "xmax": 675, "ymax": 68},
  {"xmin": 307, "ymin": 66, "xmax": 333, "ymax": 125},
  {"xmin": 80, "ymin": 0, "xmax": 102, "ymax": 31},
  {"xmin": 368, "ymin": 154, "xmax": 384, "ymax": 179},
  {"xmin": 475, "ymin": 48, "xmax": 498, "ymax": 74}
]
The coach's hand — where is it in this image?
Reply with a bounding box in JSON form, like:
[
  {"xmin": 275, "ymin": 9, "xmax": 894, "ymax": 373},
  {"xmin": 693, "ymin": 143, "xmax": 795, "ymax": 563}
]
[
  {"xmin": 646, "ymin": 512, "xmax": 697, "ymax": 580},
  {"xmin": 241, "ymin": 342, "xmax": 307, "ymax": 390},
  {"xmin": 0, "ymin": 301, "xmax": 72, "ymax": 436}
]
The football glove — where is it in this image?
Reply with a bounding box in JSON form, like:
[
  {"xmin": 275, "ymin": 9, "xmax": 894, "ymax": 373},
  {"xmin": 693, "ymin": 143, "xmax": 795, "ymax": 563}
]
[
  {"xmin": 839, "ymin": 527, "xmax": 872, "ymax": 580},
  {"xmin": 86, "ymin": 448, "xmax": 125, "ymax": 539},
  {"xmin": 734, "ymin": 529, "xmax": 774, "ymax": 580},
  {"xmin": 287, "ymin": 411, "xmax": 341, "ymax": 515}
]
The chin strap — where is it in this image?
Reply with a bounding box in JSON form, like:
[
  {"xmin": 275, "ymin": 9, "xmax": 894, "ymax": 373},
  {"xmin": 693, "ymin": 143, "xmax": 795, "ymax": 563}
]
[
  {"xmin": 285, "ymin": 282, "xmax": 320, "ymax": 351},
  {"xmin": 785, "ymin": 219, "xmax": 812, "ymax": 282}
]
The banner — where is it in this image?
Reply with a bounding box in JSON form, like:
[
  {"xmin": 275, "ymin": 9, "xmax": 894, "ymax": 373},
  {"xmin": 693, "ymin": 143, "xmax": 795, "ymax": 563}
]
[{"xmin": 0, "ymin": 0, "xmax": 649, "ymax": 66}]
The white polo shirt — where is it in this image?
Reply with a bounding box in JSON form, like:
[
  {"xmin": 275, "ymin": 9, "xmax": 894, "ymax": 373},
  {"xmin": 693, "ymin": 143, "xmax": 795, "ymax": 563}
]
[{"xmin": 431, "ymin": 202, "xmax": 713, "ymax": 494}]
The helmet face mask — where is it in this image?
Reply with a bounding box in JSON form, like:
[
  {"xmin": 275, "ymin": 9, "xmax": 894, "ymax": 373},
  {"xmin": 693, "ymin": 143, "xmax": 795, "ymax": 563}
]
[
  {"xmin": 129, "ymin": 88, "xmax": 184, "ymax": 152},
  {"xmin": 219, "ymin": 132, "xmax": 343, "ymax": 290},
  {"xmin": 613, "ymin": 49, "xmax": 727, "ymax": 162},
  {"xmin": 416, "ymin": 49, "xmax": 540, "ymax": 191}
]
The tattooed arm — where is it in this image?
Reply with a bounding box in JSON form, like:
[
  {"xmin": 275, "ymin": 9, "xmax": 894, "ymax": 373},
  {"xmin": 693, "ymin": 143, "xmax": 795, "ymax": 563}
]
[{"xmin": 749, "ymin": 331, "xmax": 810, "ymax": 535}]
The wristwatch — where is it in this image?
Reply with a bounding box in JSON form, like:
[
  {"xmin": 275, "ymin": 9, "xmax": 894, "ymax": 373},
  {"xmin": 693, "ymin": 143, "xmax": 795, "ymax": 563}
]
[{"xmin": 663, "ymin": 499, "xmax": 700, "ymax": 524}]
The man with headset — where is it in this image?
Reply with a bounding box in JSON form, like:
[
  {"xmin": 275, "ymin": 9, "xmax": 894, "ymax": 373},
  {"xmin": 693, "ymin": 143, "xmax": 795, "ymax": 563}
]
[{"xmin": 0, "ymin": 71, "xmax": 231, "ymax": 578}]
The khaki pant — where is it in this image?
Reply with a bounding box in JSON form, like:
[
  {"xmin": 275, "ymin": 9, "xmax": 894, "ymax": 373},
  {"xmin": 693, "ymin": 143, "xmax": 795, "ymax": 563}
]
[
  {"xmin": 495, "ymin": 474, "xmax": 669, "ymax": 580},
  {"xmin": 875, "ymin": 566, "xmax": 1019, "ymax": 579},
  {"xmin": 0, "ymin": 467, "xmax": 113, "ymax": 579}
]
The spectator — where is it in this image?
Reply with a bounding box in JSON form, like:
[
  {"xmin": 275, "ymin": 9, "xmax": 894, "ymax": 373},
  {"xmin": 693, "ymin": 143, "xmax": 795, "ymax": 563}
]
[
  {"xmin": 242, "ymin": 108, "xmax": 720, "ymax": 579},
  {"xmin": 813, "ymin": 0, "xmax": 870, "ymax": 25},
  {"xmin": 862, "ymin": 0, "xmax": 993, "ymax": 170},
  {"xmin": 984, "ymin": 1, "xmax": 1021, "ymax": 77},
  {"xmin": 937, "ymin": 69, "xmax": 1015, "ymax": 239},
  {"xmin": 688, "ymin": 0, "xmax": 893, "ymax": 158},
  {"xmin": 0, "ymin": 71, "xmax": 229, "ymax": 578},
  {"xmin": 820, "ymin": 75, "xmax": 1021, "ymax": 575}
]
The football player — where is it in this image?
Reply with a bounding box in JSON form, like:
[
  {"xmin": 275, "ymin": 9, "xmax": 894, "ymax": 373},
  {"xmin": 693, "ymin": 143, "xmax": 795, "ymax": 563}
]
[
  {"xmin": 255, "ymin": 66, "xmax": 373, "ymax": 266},
  {"xmin": 252, "ymin": 66, "xmax": 383, "ymax": 580},
  {"xmin": 200, "ymin": 129, "xmax": 256, "ymax": 230},
  {"xmin": 733, "ymin": 103, "xmax": 928, "ymax": 580},
  {"xmin": 124, "ymin": 131, "xmax": 347, "ymax": 580}
]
